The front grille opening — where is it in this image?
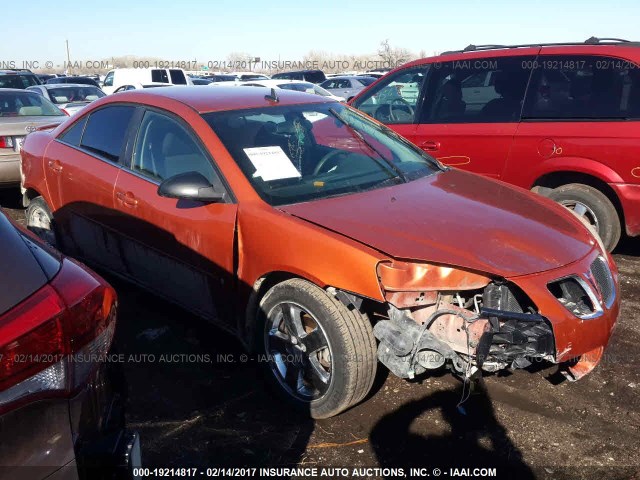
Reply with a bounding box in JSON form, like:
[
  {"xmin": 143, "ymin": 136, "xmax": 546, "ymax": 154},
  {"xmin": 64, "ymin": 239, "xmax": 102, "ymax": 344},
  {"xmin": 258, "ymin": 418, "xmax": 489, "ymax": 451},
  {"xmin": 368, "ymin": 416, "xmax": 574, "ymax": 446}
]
[
  {"xmin": 590, "ymin": 257, "xmax": 615, "ymax": 308},
  {"xmin": 548, "ymin": 277, "xmax": 595, "ymax": 317}
]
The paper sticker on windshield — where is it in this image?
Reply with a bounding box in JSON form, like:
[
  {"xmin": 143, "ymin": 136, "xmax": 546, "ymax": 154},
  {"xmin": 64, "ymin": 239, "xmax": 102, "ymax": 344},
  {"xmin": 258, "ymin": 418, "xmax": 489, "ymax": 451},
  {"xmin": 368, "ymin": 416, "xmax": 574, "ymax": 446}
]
[{"xmin": 243, "ymin": 146, "xmax": 301, "ymax": 181}]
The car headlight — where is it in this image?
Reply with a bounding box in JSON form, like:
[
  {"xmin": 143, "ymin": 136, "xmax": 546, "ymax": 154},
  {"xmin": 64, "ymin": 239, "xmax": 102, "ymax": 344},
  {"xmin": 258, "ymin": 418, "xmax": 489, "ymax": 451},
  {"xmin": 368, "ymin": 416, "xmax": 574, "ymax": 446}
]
[{"xmin": 377, "ymin": 260, "xmax": 491, "ymax": 293}]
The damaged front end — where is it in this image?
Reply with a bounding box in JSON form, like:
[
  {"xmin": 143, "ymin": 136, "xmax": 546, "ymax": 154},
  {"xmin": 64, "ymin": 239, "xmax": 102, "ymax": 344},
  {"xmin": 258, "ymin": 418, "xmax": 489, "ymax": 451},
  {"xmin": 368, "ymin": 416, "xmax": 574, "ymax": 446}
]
[{"xmin": 373, "ymin": 261, "xmax": 555, "ymax": 379}]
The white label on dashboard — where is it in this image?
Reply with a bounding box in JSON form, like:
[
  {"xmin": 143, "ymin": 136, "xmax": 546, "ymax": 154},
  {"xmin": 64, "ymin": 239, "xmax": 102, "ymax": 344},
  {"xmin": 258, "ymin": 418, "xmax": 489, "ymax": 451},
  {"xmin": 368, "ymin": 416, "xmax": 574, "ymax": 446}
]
[{"xmin": 243, "ymin": 146, "xmax": 301, "ymax": 181}]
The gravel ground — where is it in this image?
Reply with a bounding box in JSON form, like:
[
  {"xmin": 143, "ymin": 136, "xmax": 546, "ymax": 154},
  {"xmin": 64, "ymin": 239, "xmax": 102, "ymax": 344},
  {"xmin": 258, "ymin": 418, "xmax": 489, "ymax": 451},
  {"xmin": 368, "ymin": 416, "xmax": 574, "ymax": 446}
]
[{"xmin": 2, "ymin": 187, "xmax": 639, "ymax": 480}]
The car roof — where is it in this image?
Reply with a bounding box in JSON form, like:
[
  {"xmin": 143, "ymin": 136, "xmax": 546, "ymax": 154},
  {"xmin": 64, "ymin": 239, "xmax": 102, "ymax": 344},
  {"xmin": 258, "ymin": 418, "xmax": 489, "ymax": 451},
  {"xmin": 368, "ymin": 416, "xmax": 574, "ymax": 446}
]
[
  {"xmin": 0, "ymin": 70, "xmax": 36, "ymax": 75},
  {"xmin": 241, "ymin": 79, "xmax": 311, "ymax": 87},
  {"xmin": 0, "ymin": 88, "xmax": 39, "ymax": 94},
  {"xmin": 41, "ymin": 83, "xmax": 100, "ymax": 89},
  {"xmin": 400, "ymin": 38, "xmax": 640, "ymax": 71},
  {"xmin": 109, "ymin": 85, "xmax": 333, "ymax": 113},
  {"xmin": 325, "ymin": 75, "xmax": 370, "ymax": 80},
  {"xmin": 273, "ymin": 70, "xmax": 322, "ymax": 74}
]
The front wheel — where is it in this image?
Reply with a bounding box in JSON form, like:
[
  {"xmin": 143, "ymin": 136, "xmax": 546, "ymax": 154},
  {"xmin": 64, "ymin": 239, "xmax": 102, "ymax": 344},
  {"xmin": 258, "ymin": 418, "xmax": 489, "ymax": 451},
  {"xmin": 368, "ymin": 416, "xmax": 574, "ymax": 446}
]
[
  {"xmin": 256, "ymin": 278, "xmax": 377, "ymax": 419},
  {"xmin": 25, "ymin": 196, "xmax": 57, "ymax": 247},
  {"xmin": 548, "ymin": 183, "xmax": 621, "ymax": 252}
]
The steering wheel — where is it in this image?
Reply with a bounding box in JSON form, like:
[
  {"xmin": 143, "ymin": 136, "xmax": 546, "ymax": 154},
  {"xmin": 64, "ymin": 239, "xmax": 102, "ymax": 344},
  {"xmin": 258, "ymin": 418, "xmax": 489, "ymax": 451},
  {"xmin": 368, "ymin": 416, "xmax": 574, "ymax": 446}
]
[
  {"xmin": 389, "ymin": 98, "xmax": 414, "ymax": 122},
  {"xmin": 313, "ymin": 150, "xmax": 348, "ymax": 175}
]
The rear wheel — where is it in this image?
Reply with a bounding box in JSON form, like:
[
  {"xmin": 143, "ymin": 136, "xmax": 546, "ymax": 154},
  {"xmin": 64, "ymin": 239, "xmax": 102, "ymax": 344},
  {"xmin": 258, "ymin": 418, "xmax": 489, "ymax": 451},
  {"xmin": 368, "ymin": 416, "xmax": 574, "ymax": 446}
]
[
  {"xmin": 25, "ymin": 196, "xmax": 57, "ymax": 247},
  {"xmin": 256, "ymin": 278, "xmax": 377, "ymax": 418},
  {"xmin": 548, "ymin": 183, "xmax": 621, "ymax": 252}
]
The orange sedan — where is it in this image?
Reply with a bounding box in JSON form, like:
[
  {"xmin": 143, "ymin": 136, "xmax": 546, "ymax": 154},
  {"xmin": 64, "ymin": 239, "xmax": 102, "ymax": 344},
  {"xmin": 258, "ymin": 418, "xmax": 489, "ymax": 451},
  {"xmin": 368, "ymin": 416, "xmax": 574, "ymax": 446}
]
[{"xmin": 20, "ymin": 86, "xmax": 619, "ymax": 418}]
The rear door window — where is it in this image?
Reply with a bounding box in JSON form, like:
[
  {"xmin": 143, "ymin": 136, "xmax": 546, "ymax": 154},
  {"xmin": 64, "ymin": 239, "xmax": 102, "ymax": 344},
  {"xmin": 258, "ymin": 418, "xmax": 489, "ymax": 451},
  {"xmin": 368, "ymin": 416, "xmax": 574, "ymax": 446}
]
[
  {"xmin": 169, "ymin": 69, "xmax": 187, "ymax": 85},
  {"xmin": 151, "ymin": 69, "xmax": 169, "ymax": 83},
  {"xmin": 523, "ymin": 55, "xmax": 640, "ymax": 120},
  {"xmin": 80, "ymin": 106, "xmax": 136, "ymax": 162}
]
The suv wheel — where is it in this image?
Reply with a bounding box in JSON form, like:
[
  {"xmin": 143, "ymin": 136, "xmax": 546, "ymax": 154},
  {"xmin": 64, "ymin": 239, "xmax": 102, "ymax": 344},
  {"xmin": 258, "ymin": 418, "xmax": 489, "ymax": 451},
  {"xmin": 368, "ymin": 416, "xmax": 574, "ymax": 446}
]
[
  {"xmin": 256, "ymin": 278, "xmax": 377, "ymax": 419},
  {"xmin": 26, "ymin": 196, "xmax": 57, "ymax": 247},
  {"xmin": 548, "ymin": 183, "xmax": 621, "ymax": 252}
]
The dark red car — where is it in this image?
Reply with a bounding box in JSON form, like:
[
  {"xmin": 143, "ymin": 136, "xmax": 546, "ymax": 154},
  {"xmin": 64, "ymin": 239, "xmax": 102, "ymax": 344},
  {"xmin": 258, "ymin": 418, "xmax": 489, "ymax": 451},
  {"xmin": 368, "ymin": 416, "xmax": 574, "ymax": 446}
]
[
  {"xmin": 0, "ymin": 211, "xmax": 140, "ymax": 479},
  {"xmin": 351, "ymin": 37, "xmax": 640, "ymax": 251}
]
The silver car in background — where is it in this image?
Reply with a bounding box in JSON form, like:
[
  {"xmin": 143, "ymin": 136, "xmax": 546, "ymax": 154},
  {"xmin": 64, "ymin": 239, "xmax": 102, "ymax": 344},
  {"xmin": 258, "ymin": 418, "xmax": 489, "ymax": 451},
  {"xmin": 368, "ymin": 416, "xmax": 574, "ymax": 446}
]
[
  {"xmin": 319, "ymin": 75, "xmax": 378, "ymax": 101},
  {"xmin": 26, "ymin": 84, "xmax": 106, "ymax": 116},
  {"xmin": 0, "ymin": 89, "xmax": 66, "ymax": 187}
]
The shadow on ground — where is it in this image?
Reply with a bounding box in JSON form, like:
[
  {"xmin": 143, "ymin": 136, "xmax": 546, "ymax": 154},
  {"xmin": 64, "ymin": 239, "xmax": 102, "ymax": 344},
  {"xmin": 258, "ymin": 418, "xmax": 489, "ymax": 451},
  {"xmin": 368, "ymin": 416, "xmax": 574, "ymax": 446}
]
[
  {"xmin": 370, "ymin": 380, "xmax": 535, "ymax": 479},
  {"xmin": 108, "ymin": 277, "xmax": 314, "ymax": 468}
]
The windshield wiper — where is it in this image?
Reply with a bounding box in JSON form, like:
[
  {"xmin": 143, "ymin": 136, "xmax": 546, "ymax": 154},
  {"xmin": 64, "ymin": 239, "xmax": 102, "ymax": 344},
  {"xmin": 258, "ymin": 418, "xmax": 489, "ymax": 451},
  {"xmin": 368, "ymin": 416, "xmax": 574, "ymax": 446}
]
[{"xmin": 328, "ymin": 108, "xmax": 409, "ymax": 183}]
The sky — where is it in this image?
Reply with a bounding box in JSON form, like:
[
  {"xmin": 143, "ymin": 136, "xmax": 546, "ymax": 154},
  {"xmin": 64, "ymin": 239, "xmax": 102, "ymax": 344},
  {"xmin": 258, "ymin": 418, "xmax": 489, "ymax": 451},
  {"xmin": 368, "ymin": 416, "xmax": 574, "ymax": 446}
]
[{"xmin": 2, "ymin": 0, "xmax": 640, "ymax": 66}]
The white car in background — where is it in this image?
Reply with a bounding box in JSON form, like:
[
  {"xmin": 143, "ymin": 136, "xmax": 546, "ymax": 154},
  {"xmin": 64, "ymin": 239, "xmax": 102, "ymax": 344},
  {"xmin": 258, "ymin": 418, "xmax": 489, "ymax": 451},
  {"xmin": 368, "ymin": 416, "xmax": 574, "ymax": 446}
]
[
  {"xmin": 26, "ymin": 83, "xmax": 106, "ymax": 115},
  {"xmin": 101, "ymin": 68, "xmax": 193, "ymax": 94},
  {"xmin": 239, "ymin": 79, "xmax": 346, "ymax": 102}
]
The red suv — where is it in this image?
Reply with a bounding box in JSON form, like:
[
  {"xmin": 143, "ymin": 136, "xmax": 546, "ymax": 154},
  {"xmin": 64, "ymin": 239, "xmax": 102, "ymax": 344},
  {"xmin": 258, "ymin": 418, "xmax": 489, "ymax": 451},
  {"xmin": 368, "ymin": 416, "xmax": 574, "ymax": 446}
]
[{"xmin": 351, "ymin": 37, "xmax": 640, "ymax": 251}]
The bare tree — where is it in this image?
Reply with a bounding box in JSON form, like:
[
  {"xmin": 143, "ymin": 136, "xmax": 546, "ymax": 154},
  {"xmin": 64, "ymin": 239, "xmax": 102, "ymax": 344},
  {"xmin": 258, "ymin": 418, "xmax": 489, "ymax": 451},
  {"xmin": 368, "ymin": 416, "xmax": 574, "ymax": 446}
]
[{"xmin": 377, "ymin": 39, "xmax": 413, "ymax": 68}]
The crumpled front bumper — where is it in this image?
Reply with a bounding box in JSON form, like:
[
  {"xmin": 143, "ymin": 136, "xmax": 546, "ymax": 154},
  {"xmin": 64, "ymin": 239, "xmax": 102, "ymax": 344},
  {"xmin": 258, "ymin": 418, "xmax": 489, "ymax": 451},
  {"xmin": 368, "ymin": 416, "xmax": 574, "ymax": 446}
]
[{"xmin": 508, "ymin": 248, "xmax": 620, "ymax": 379}]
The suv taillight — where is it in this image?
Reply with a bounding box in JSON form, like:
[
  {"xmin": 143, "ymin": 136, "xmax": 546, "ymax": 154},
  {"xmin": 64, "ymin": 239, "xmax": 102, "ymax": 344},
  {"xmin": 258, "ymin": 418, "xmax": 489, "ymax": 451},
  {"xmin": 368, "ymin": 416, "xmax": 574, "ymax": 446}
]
[
  {"xmin": 0, "ymin": 259, "xmax": 116, "ymax": 414},
  {"xmin": 0, "ymin": 136, "xmax": 14, "ymax": 148}
]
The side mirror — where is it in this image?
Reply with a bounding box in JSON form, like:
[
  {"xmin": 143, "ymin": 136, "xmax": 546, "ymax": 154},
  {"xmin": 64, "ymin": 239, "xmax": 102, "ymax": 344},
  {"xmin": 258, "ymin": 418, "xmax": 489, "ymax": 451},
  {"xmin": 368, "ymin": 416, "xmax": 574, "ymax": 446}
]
[{"xmin": 157, "ymin": 172, "xmax": 225, "ymax": 203}]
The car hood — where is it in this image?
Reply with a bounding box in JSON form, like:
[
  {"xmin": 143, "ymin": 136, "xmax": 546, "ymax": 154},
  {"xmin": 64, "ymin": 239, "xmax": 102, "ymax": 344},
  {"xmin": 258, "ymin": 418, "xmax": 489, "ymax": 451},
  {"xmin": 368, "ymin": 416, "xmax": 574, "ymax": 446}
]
[
  {"xmin": 0, "ymin": 116, "xmax": 66, "ymax": 136},
  {"xmin": 280, "ymin": 169, "xmax": 596, "ymax": 278}
]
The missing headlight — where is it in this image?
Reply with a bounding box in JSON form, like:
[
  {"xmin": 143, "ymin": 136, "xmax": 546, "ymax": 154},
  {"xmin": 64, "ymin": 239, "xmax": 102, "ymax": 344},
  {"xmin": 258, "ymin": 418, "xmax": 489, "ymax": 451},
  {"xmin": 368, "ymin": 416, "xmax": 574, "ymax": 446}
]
[{"xmin": 548, "ymin": 276, "xmax": 601, "ymax": 319}]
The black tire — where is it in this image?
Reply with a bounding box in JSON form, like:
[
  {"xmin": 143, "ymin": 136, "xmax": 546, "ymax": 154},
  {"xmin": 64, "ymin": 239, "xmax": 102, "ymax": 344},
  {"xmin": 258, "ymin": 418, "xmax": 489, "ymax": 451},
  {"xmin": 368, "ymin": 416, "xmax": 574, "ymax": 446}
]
[
  {"xmin": 25, "ymin": 196, "xmax": 57, "ymax": 247},
  {"xmin": 256, "ymin": 278, "xmax": 377, "ymax": 419},
  {"xmin": 548, "ymin": 183, "xmax": 621, "ymax": 252}
]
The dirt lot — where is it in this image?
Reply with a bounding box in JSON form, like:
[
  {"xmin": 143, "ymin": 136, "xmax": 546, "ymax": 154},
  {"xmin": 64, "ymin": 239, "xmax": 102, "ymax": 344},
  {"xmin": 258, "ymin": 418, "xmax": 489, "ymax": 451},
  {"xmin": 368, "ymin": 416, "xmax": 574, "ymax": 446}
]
[{"xmin": 2, "ymin": 188, "xmax": 639, "ymax": 480}]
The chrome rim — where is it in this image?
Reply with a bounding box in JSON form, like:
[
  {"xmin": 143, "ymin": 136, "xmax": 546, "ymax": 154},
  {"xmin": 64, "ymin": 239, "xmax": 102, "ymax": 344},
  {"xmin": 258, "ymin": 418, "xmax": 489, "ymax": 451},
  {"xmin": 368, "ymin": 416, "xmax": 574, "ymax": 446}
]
[
  {"xmin": 264, "ymin": 302, "xmax": 332, "ymax": 402},
  {"xmin": 28, "ymin": 207, "xmax": 56, "ymax": 246},
  {"xmin": 560, "ymin": 200, "xmax": 600, "ymax": 232}
]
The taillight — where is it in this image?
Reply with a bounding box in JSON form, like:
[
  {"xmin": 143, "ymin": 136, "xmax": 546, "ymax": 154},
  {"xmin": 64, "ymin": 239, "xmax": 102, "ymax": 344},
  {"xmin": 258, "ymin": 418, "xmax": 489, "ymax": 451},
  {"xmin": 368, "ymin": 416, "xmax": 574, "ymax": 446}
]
[
  {"xmin": 0, "ymin": 259, "xmax": 116, "ymax": 414},
  {"xmin": 0, "ymin": 136, "xmax": 14, "ymax": 148}
]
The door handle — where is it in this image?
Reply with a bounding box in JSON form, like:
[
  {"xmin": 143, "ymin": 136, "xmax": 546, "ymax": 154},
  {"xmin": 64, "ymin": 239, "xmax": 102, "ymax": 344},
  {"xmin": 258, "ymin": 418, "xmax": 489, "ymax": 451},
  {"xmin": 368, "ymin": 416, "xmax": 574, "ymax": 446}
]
[
  {"xmin": 419, "ymin": 141, "xmax": 440, "ymax": 152},
  {"xmin": 116, "ymin": 191, "xmax": 139, "ymax": 208},
  {"xmin": 47, "ymin": 160, "xmax": 63, "ymax": 173}
]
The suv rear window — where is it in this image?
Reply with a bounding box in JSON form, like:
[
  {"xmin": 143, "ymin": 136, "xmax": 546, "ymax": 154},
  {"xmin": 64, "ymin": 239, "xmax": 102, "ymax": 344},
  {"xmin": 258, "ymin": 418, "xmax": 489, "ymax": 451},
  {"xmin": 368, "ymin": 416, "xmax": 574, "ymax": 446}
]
[
  {"xmin": 0, "ymin": 73, "xmax": 41, "ymax": 89},
  {"xmin": 303, "ymin": 71, "xmax": 326, "ymax": 84},
  {"xmin": 523, "ymin": 55, "xmax": 640, "ymax": 120}
]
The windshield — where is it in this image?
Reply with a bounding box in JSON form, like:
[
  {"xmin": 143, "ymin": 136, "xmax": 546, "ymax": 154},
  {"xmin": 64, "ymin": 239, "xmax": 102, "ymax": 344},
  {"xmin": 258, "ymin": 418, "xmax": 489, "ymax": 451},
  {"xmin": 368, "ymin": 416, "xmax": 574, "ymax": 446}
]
[
  {"xmin": 0, "ymin": 91, "xmax": 65, "ymax": 117},
  {"xmin": 203, "ymin": 102, "xmax": 441, "ymax": 206},
  {"xmin": 46, "ymin": 86, "xmax": 105, "ymax": 104}
]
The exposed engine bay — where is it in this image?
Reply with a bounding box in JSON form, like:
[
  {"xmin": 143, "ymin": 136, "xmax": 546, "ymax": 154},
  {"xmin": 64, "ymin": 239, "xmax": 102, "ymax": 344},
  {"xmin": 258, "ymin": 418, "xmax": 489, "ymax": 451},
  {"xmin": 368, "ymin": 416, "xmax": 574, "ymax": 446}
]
[{"xmin": 373, "ymin": 281, "xmax": 556, "ymax": 379}]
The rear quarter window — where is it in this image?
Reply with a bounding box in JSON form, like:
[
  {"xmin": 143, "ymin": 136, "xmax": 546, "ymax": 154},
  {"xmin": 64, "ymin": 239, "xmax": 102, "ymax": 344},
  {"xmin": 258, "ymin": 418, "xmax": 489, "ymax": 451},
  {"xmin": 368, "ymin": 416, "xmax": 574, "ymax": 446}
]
[{"xmin": 59, "ymin": 115, "xmax": 88, "ymax": 146}]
